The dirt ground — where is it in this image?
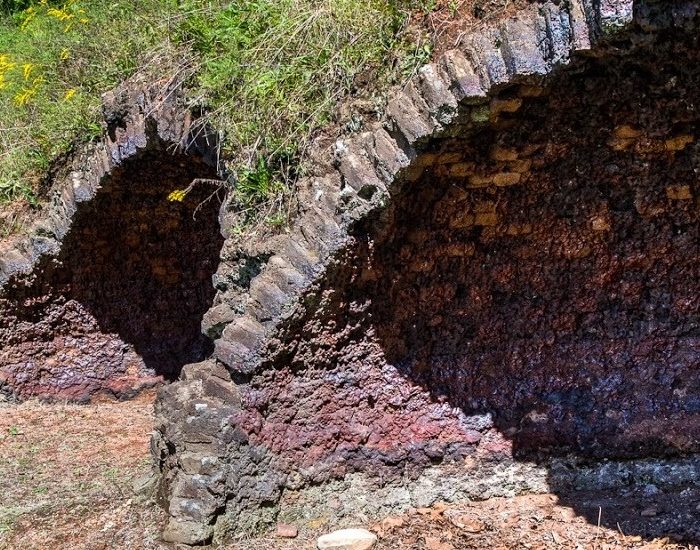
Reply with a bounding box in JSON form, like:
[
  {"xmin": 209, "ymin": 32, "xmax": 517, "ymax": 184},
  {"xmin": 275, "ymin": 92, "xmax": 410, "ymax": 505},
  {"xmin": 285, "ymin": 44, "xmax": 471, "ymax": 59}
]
[{"xmin": 0, "ymin": 394, "xmax": 696, "ymax": 550}]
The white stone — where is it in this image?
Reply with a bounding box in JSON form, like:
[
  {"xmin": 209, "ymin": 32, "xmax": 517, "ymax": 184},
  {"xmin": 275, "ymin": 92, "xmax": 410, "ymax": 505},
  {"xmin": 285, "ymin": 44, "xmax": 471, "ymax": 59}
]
[{"xmin": 317, "ymin": 528, "xmax": 377, "ymax": 550}]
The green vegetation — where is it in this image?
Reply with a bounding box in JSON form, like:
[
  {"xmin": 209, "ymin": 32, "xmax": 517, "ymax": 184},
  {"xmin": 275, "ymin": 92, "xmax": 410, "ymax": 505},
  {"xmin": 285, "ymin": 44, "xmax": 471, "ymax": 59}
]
[
  {"xmin": 0, "ymin": 0, "xmax": 428, "ymax": 221},
  {"xmin": 176, "ymin": 0, "xmax": 412, "ymax": 212},
  {"xmin": 0, "ymin": 0, "xmax": 169, "ymax": 204}
]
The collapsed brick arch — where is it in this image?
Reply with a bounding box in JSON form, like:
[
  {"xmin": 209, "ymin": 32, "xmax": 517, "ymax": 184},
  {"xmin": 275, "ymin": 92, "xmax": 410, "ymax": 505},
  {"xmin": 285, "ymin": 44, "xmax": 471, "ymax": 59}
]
[
  {"xmin": 154, "ymin": 1, "xmax": 700, "ymax": 545},
  {"xmin": 0, "ymin": 144, "xmax": 223, "ymax": 400},
  {"xmin": 0, "ymin": 84, "xmax": 226, "ymax": 401}
]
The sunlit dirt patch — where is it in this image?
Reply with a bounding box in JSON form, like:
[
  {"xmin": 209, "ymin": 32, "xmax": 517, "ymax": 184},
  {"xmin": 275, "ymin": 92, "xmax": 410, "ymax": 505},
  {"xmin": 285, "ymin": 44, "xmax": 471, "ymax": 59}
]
[{"xmin": 0, "ymin": 394, "xmax": 163, "ymax": 549}]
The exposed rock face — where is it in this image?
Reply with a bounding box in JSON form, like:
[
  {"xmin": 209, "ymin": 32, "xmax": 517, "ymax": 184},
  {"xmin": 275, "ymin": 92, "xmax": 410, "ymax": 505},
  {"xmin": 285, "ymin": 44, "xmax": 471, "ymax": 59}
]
[
  {"xmin": 152, "ymin": 0, "xmax": 700, "ymax": 545},
  {"xmin": 0, "ymin": 82, "xmax": 224, "ymax": 401}
]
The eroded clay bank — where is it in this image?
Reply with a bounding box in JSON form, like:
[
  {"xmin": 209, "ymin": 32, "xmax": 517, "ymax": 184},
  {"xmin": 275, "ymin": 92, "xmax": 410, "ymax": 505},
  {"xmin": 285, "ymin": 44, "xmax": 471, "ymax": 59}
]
[{"xmin": 0, "ymin": 0, "xmax": 698, "ymax": 547}]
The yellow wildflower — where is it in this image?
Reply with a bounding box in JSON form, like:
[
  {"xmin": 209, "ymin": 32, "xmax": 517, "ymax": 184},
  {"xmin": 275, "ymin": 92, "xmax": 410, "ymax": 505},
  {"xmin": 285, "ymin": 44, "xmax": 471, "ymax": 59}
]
[
  {"xmin": 0, "ymin": 55, "xmax": 15, "ymax": 71},
  {"xmin": 20, "ymin": 11, "xmax": 36, "ymax": 31},
  {"xmin": 63, "ymin": 88, "xmax": 76, "ymax": 101},
  {"xmin": 60, "ymin": 48, "xmax": 71, "ymax": 60},
  {"xmin": 14, "ymin": 88, "xmax": 37, "ymax": 107},
  {"xmin": 47, "ymin": 8, "xmax": 73, "ymax": 21},
  {"xmin": 167, "ymin": 189, "xmax": 189, "ymax": 202},
  {"xmin": 22, "ymin": 63, "xmax": 34, "ymax": 81},
  {"xmin": 79, "ymin": 18, "xmax": 89, "ymax": 24}
]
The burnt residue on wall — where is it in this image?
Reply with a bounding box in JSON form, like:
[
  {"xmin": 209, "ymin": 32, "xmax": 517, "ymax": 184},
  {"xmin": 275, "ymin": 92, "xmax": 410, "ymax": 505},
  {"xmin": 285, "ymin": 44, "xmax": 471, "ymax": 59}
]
[
  {"xmin": 0, "ymin": 144, "xmax": 224, "ymax": 401},
  {"xmin": 365, "ymin": 36, "xmax": 700, "ymax": 459}
]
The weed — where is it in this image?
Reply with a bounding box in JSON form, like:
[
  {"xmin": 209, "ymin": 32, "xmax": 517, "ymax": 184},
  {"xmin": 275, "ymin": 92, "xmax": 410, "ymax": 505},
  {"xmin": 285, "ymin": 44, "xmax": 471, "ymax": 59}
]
[
  {"xmin": 401, "ymin": 40, "xmax": 433, "ymax": 80},
  {"xmin": 265, "ymin": 212, "xmax": 287, "ymax": 227},
  {"xmin": 103, "ymin": 467, "xmax": 118, "ymax": 481},
  {"xmin": 0, "ymin": 0, "xmax": 169, "ymax": 206},
  {"xmin": 176, "ymin": 0, "xmax": 414, "ymax": 211},
  {"xmin": 0, "ymin": 0, "xmax": 428, "ymax": 228}
]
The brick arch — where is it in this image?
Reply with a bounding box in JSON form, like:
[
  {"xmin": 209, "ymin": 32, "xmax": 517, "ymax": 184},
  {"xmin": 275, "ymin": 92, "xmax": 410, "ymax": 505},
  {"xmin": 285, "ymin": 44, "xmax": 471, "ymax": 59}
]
[
  {"xmin": 153, "ymin": 1, "xmax": 700, "ymax": 545},
  {"xmin": 0, "ymin": 82, "xmax": 225, "ymax": 401}
]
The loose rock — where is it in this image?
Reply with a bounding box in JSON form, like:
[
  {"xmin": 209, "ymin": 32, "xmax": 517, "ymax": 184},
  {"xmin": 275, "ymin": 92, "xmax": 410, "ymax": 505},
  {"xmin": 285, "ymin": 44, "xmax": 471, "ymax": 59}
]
[
  {"xmin": 276, "ymin": 523, "xmax": 298, "ymax": 538},
  {"xmin": 317, "ymin": 528, "xmax": 377, "ymax": 550}
]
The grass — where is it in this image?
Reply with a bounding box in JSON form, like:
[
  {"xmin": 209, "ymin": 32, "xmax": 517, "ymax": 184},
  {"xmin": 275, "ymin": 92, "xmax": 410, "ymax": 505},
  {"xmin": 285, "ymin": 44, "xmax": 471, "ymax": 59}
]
[
  {"xmin": 0, "ymin": 0, "xmax": 431, "ymax": 230},
  {"xmin": 0, "ymin": 0, "xmax": 172, "ymax": 208},
  {"xmin": 175, "ymin": 0, "xmax": 417, "ymax": 216}
]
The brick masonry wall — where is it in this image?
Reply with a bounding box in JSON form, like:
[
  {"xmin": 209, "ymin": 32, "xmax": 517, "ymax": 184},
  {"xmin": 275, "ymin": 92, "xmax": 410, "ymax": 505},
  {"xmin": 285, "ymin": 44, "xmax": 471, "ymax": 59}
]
[
  {"xmin": 0, "ymin": 0, "xmax": 698, "ymax": 545},
  {"xmin": 151, "ymin": 1, "xmax": 700, "ymax": 545},
  {"xmin": 0, "ymin": 79, "xmax": 225, "ymax": 401},
  {"xmin": 0, "ymin": 147, "xmax": 223, "ymax": 400}
]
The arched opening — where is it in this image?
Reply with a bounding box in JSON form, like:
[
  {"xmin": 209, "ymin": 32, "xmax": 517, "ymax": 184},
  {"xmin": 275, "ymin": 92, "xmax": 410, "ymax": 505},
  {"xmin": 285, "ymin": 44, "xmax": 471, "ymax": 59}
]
[
  {"xmin": 241, "ymin": 24, "xmax": 699, "ymax": 542},
  {"xmin": 0, "ymin": 142, "xmax": 224, "ymax": 401}
]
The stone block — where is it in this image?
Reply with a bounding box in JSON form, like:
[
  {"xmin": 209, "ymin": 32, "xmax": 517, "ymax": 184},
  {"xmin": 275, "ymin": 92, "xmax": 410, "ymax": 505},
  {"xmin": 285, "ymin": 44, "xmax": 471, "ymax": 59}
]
[
  {"xmin": 267, "ymin": 255, "xmax": 308, "ymax": 290},
  {"xmin": 490, "ymin": 97, "xmax": 523, "ymax": 116},
  {"xmin": 598, "ymin": 0, "xmax": 634, "ymax": 35},
  {"xmin": 439, "ymin": 49, "xmax": 487, "ymax": 104},
  {"xmin": 317, "ymin": 528, "xmax": 378, "ymax": 550},
  {"xmin": 202, "ymin": 303, "xmax": 238, "ymax": 339},
  {"xmin": 336, "ymin": 140, "xmax": 384, "ymax": 193},
  {"xmin": 493, "ymin": 172, "xmax": 522, "ymax": 186},
  {"xmin": 490, "ymin": 146, "xmax": 519, "ymax": 161},
  {"xmin": 448, "ymin": 212, "xmax": 476, "ymax": 229},
  {"xmin": 537, "ymin": 3, "xmax": 574, "ymax": 66},
  {"xmin": 501, "ymin": 15, "xmax": 549, "ymax": 77},
  {"xmin": 178, "ymin": 452, "xmax": 221, "ymax": 476},
  {"xmin": 385, "ymin": 88, "xmax": 434, "ymax": 145},
  {"xmin": 214, "ymin": 339, "xmax": 254, "ymax": 373},
  {"xmin": 415, "ymin": 64, "xmax": 458, "ymax": 124},
  {"xmin": 162, "ymin": 518, "xmax": 214, "ymax": 545},
  {"xmin": 613, "ymin": 125, "xmax": 642, "ymax": 139},
  {"xmin": 371, "ymin": 128, "xmax": 413, "ymax": 183},
  {"xmin": 591, "ymin": 215, "xmax": 612, "ymax": 232},
  {"xmin": 464, "ymin": 27, "xmax": 510, "ymax": 89},
  {"xmin": 568, "ymin": 0, "xmax": 592, "ymax": 52},
  {"xmin": 222, "ymin": 316, "xmax": 266, "ymax": 349},
  {"xmin": 468, "ymin": 175, "xmax": 493, "ymax": 188},
  {"xmin": 666, "ymin": 185, "xmax": 693, "ymax": 200},
  {"xmin": 449, "ymin": 163, "xmax": 476, "ymax": 177},
  {"xmin": 665, "ymin": 134, "xmax": 694, "ymax": 151},
  {"xmin": 510, "ymin": 159, "xmax": 532, "ymax": 173},
  {"xmin": 247, "ymin": 275, "xmax": 290, "ymax": 321},
  {"xmin": 279, "ymin": 236, "xmax": 320, "ymax": 276},
  {"xmin": 470, "ymin": 104, "xmax": 491, "ymax": 123},
  {"xmin": 203, "ymin": 376, "xmax": 242, "ymax": 405}
]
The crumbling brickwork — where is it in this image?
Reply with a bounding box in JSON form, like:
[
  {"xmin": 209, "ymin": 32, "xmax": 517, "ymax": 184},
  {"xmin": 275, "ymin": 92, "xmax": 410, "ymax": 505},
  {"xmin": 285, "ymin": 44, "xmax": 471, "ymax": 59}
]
[{"xmin": 0, "ymin": 0, "xmax": 698, "ymax": 545}]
